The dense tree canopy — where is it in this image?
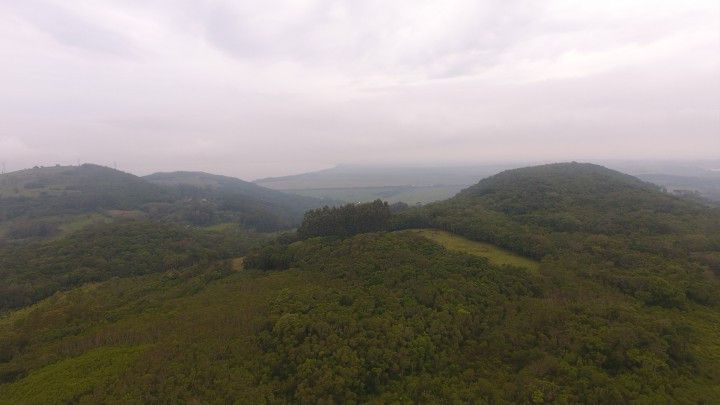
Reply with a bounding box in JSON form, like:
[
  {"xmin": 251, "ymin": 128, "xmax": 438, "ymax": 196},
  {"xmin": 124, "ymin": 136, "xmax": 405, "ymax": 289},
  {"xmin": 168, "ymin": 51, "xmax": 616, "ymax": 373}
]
[
  {"xmin": 1, "ymin": 232, "xmax": 718, "ymax": 403},
  {"xmin": 297, "ymin": 199, "xmax": 391, "ymax": 239},
  {"xmin": 0, "ymin": 220, "xmax": 267, "ymax": 311}
]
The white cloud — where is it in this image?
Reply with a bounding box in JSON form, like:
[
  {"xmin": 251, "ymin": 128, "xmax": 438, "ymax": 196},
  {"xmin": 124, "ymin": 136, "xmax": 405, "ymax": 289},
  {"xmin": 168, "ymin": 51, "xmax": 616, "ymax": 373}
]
[{"xmin": 0, "ymin": 0, "xmax": 718, "ymax": 178}]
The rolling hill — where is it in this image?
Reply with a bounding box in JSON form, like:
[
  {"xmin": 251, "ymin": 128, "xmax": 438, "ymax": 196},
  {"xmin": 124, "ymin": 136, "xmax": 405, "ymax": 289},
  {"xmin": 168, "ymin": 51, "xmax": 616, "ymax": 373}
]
[
  {"xmin": 254, "ymin": 160, "xmax": 720, "ymax": 205},
  {"xmin": 0, "ymin": 164, "xmax": 170, "ymax": 215},
  {"xmin": 0, "ymin": 165, "xmax": 331, "ymax": 241},
  {"xmin": 144, "ymin": 170, "xmax": 332, "ymax": 219},
  {"xmin": 409, "ymin": 162, "xmax": 720, "ymax": 257},
  {"xmin": 0, "ymin": 162, "xmax": 718, "ymax": 403}
]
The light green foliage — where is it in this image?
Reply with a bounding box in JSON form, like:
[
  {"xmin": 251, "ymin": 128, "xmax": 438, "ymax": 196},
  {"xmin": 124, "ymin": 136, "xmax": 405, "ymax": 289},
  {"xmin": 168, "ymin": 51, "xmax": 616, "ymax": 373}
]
[
  {"xmin": 402, "ymin": 228, "xmax": 540, "ymax": 271},
  {"xmin": 0, "ymin": 346, "xmax": 145, "ymax": 404}
]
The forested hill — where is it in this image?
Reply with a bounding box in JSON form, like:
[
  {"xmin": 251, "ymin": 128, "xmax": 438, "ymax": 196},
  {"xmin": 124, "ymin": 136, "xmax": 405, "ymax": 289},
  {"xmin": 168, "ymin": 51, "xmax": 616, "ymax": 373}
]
[
  {"xmin": 144, "ymin": 171, "xmax": 330, "ymax": 215},
  {"xmin": 409, "ymin": 162, "xmax": 720, "ymax": 255},
  {"xmin": 0, "ymin": 165, "xmax": 331, "ymax": 239},
  {"xmin": 0, "ymin": 164, "xmax": 169, "ymax": 207},
  {"xmin": 457, "ymin": 162, "xmax": 685, "ymax": 219},
  {"xmin": 395, "ymin": 162, "xmax": 720, "ymax": 307}
]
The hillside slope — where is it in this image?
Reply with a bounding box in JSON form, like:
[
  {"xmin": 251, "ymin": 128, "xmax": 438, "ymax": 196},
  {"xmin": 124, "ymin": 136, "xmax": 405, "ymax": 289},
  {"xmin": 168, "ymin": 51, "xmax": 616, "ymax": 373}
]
[
  {"xmin": 145, "ymin": 171, "xmax": 329, "ymax": 216},
  {"xmin": 410, "ymin": 163, "xmax": 720, "ymax": 255},
  {"xmin": 0, "ymin": 164, "xmax": 170, "ymax": 216},
  {"xmin": 1, "ymin": 231, "xmax": 719, "ymax": 403},
  {"xmin": 397, "ymin": 163, "xmax": 720, "ymax": 307},
  {"xmin": 0, "ymin": 220, "xmax": 267, "ymax": 311}
]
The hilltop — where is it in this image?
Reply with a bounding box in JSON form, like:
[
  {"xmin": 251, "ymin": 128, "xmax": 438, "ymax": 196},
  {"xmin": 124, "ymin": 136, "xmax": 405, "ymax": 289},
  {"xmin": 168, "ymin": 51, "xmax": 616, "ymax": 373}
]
[
  {"xmin": 0, "ymin": 164, "xmax": 168, "ymax": 202},
  {"xmin": 407, "ymin": 163, "xmax": 719, "ymax": 256}
]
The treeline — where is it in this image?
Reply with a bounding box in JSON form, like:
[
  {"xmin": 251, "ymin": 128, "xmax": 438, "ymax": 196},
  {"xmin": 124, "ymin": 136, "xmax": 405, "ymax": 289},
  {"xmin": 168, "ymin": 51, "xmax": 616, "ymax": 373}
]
[
  {"xmin": 246, "ymin": 200, "xmax": 395, "ymax": 269},
  {"xmin": 297, "ymin": 199, "xmax": 392, "ymax": 238}
]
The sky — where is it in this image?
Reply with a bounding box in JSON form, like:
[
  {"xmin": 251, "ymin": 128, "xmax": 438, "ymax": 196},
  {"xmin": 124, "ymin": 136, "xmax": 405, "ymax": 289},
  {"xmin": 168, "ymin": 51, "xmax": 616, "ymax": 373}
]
[{"xmin": 1, "ymin": 0, "xmax": 718, "ymax": 179}]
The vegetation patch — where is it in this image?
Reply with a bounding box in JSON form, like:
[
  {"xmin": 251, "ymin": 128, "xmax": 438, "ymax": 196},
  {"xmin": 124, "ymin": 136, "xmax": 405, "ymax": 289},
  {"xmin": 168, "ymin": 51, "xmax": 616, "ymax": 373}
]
[
  {"xmin": 231, "ymin": 257, "xmax": 245, "ymax": 271},
  {"xmin": 403, "ymin": 228, "xmax": 540, "ymax": 271},
  {"xmin": 0, "ymin": 346, "xmax": 145, "ymax": 404}
]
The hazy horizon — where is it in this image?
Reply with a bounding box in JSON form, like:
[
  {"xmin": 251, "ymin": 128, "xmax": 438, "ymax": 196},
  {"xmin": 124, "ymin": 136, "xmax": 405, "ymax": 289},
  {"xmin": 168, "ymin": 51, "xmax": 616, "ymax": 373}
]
[
  {"xmin": 4, "ymin": 158, "xmax": 720, "ymax": 184},
  {"xmin": 1, "ymin": 0, "xmax": 719, "ymax": 179}
]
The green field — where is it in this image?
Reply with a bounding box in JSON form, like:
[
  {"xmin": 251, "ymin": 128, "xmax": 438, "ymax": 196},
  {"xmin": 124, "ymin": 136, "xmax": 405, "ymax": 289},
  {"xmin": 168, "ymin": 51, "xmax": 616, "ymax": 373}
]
[{"xmin": 402, "ymin": 228, "xmax": 540, "ymax": 271}]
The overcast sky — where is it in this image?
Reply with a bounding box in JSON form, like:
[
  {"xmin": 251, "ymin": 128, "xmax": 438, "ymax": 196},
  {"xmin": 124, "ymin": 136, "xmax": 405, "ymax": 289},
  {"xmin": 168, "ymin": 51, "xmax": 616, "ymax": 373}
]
[{"xmin": 1, "ymin": 0, "xmax": 718, "ymax": 179}]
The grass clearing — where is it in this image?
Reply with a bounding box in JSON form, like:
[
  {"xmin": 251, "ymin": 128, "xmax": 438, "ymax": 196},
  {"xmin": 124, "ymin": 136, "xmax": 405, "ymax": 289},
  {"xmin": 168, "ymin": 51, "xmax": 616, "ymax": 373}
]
[
  {"xmin": 403, "ymin": 228, "xmax": 540, "ymax": 271},
  {"xmin": 231, "ymin": 257, "xmax": 245, "ymax": 271},
  {"xmin": 58, "ymin": 213, "xmax": 112, "ymax": 235}
]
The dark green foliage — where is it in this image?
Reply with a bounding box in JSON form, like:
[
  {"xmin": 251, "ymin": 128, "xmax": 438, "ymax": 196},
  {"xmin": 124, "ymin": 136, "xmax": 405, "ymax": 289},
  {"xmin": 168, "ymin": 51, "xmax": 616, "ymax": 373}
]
[
  {"xmin": 0, "ymin": 164, "xmax": 171, "ymax": 221},
  {"xmin": 244, "ymin": 242, "xmax": 294, "ymax": 270},
  {"xmin": 6, "ymin": 220, "xmax": 59, "ymax": 239},
  {"xmin": 0, "ymin": 220, "xmax": 266, "ymax": 311},
  {"xmin": 1, "ymin": 232, "xmax": 718, "ymax": 403},
  {"xmin": 0, "ymin": 165, "xmax": 331, "ymax": 236},
  {"xmin": 297, "ymin": 199, "xmax": 391, "ymax": 239},
  {"xmin": 396, "ymin": 163, "xmax": 720, "ymax": 309}
]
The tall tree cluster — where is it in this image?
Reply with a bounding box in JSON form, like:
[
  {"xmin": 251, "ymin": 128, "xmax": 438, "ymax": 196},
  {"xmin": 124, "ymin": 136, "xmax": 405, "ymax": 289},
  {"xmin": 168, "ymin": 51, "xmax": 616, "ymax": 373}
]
[{"xmin": 297, "ymin": 199, "xmax": 391, "ymax": 239}]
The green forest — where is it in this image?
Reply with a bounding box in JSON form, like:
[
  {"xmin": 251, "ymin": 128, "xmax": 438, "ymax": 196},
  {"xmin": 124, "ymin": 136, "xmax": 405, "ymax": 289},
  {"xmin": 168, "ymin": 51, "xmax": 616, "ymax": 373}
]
[{"xmin": 1, "ymin": 162, "xmax": 719, "ymax": 403}]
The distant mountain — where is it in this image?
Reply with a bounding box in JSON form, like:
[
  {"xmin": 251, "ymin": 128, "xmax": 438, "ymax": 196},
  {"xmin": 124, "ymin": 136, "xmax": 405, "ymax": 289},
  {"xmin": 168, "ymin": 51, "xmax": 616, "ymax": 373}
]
[
  {"xmin": 255, "ymin": 160, "xmax": 720, "ymax": 205},
  {"xmin": 0, "ymin": 164, "xmax": 171, "ymax": 220},
  {"xmin": 254, "ymin": 163, "xmax": 519, "ymax": 189},
  {"xmin": 143, "ymin": 171, "xmax": 333, "ymax": 229},
  {"xmin": 635, "ymin": 173, "xmax": 720, "ymax": 204},
  {"xmin": 0, "ymin": 165, "xmax": 331, "ymax": 240},
  {"xmin": 0, "ymin": 164, "xmax": 168, "ymax": 201},
  {"xmin": 144, "ymin": 171, "xmax": 329, "ymax": 211}
]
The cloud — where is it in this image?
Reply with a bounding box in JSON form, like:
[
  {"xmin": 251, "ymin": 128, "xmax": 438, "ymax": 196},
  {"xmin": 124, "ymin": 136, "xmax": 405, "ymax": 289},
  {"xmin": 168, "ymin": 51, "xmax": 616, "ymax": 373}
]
[
  {"xmin": 4, "ymin": 0, "xmax": 138, "ymax": 57},
  {"xmin": 0, "ymin": 137, "xmax": 35, "ymax": 157},
  {"xmin": 0, "ymin": 0, "xmax": 718, "ymax": 178}
]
